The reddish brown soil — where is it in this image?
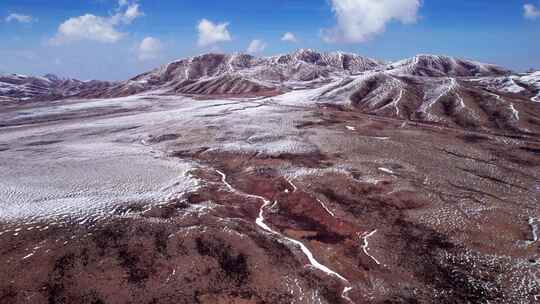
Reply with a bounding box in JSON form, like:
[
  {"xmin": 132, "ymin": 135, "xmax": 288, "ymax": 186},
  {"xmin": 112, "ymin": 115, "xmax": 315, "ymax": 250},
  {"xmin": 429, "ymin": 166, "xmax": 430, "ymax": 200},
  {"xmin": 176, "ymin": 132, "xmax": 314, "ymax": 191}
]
[{"xmin": 1, "ymin": 102, "xmax": 539, "ymax": 304}]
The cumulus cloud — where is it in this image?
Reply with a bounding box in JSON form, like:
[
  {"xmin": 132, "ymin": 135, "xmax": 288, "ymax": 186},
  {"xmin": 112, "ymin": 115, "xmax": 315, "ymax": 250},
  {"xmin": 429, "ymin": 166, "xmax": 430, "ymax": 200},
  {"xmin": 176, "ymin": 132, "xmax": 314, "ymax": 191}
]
[
  {"xmin": 524, "ymin": 4, "xmax": 540, "ymax": 19},
  {"xmin": 138, "ymin": 37, "xmax": 162, "ymax": 61},
  {"xmin": 197, "ymin": 19, "xmax": 232, "ymax": 47},
  {"xmin": 6, "ymin": 13, "xmax": 35, "ymax": 24},
  {"xmin": 281, "ymin": 32, "xmax": 298, "ymax": 43},
  {"xmin": 246, "ymin": 39, "xmax": 267, "ymax": 54},
  {"xmin": 322, "ymin": 0, "xmax": 421, "ymax": 43},
  {"xmin": 112, "ymin": 2, "xmax": 143, "ymax": 24},
  {"xmin": 50, "ymin": 1, "xmax": 143, "ymax": 45},
  {"xmin": 50, "ymin": 15, "xmax": 123, "ymax": 44}
]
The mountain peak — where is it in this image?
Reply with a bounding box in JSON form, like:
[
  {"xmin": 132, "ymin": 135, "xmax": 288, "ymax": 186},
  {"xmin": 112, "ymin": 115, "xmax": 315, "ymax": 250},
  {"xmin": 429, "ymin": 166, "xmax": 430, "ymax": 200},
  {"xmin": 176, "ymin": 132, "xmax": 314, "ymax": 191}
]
[
  {"xmin": 1, "ymin": 50, "xmax": 519, "ymax": 102},
  {"xmin": 388, "ymin": 54, "xmax": 510, "ymax": 77},
  {"xmin": 43, "ymin": 74, "xmax": 62, "ymax": 82},
  {"xmin": 292, "ymin": 48, "xmax": 318, "ymax": 55}
]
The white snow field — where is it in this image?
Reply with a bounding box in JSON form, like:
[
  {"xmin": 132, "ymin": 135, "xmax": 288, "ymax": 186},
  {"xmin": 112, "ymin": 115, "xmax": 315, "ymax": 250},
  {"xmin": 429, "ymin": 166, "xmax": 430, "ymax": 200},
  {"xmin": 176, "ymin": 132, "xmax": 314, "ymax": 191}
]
[
  {"xmin": 0, "ymin": 95, "xmax": 206, "ymax": 222},
  {"xmin": 519, "ymin": 71, "xmax": 540, "ymax": 102},
  {"xmin": 0, "ymin": 93, "xmax": 312, "ymax": 222},
  {"xmin": 0, "ymin": 142, "xmax": 197, "ymax": 221}
]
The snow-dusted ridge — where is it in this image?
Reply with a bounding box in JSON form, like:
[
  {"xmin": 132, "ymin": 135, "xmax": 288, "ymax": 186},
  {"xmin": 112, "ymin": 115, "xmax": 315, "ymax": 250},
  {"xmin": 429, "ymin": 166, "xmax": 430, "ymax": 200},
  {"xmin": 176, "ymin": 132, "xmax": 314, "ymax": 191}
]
[
  {"xmin": 519, "ymin": 71, "xmax": 540, "ymax": 102},
  {"xmin": 3, "ymin": 50, "xmax": 536, "ymax": 127},
  {"xmin": 387, "ymin": 54, "xmax": 511, "ymax": 77},
  {"xmin": 117, "ymin": 49, "xmax": 382, "ymax": 96},
  {"xmin": 0, "ymin": 73, "xmax": 114, "ymax": 102}
]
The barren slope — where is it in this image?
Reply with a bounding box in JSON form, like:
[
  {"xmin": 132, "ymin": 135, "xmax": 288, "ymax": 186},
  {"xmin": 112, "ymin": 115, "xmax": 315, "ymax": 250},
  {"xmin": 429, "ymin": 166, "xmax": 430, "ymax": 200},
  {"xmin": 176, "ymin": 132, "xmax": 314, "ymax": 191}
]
[
  {"xmin": 1, "ymin": 51, "xmax": 539, "ymax": 304},
  {"xmin": 0, "ymin": 89, "xmax": 539, "ymax": 303}
]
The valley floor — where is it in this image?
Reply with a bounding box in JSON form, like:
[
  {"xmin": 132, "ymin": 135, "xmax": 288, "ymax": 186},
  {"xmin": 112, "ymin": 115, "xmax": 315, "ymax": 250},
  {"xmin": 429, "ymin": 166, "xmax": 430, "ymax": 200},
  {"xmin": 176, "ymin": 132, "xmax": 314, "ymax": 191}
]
[{"xmin": 0, "ymin": 93, "xmax": 539, "ymax": 303}]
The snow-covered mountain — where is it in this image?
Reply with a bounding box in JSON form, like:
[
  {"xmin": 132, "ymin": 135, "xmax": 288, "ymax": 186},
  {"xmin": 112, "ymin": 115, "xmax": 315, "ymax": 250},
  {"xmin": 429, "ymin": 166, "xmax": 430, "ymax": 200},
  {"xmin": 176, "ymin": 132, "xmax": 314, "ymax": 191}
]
[
  {"xmin": 87, "ymin": 49, "xmax": 383, "ymax": 98},
  {"xmin": 386, "ymin": 54, "xmax": 510, "ymax": 77},
  {"xmin": 518, "ymin": 71, "xmax": 540, "ymax": 102},
  {"xmin": 3, "ymin": 50, "xmax": 538, "ymax": 136},
  {"xmin": 0, "ymin": 73, "xmax": 113, "ymax": 103},
  {"xmin": 269, "ymin": 48, "xmax": 383, "ymax": 74},
  {"xmin": 281, "ymin": 69, "xmax": 540, "ymax": 134},
  {"xmin": 2, "ymin": 50, "xmax": 516, "ymax": 102}
]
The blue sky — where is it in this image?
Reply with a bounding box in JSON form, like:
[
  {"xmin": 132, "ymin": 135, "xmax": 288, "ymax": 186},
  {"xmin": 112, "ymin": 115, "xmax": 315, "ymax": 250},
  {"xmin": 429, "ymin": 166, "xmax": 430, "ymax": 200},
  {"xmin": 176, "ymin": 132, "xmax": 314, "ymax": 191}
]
[{"xmin": 0, "ymin": 0, "xmax": 538, "ymax": 80}]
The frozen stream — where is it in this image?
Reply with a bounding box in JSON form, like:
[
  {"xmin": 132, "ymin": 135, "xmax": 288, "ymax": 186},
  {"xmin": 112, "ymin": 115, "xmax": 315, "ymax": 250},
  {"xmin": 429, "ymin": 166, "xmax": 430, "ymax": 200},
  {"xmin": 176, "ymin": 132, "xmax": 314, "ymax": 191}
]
[{"xmin": 216, "ymin": 169, "xmax": 352, "ymax": 301}]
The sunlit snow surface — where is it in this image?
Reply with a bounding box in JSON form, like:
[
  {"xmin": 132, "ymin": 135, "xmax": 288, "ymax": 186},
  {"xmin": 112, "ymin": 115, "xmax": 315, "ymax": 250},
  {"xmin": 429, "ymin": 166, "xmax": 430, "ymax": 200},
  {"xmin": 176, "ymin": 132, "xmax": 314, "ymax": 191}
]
[
  {"xmin": 520, "ymin": 72, "xmax": 540, "ymax": 102},
  {"xmin": 0, "ymin": 142, "xmax": 197, "ymax": 221},
  {"xmin": 0, "ymin": 93, "xmax": 314, "ymax": 222},
  {"xmin": 0, "ymin": 95, "xmax": 210, "ymax": 222}
]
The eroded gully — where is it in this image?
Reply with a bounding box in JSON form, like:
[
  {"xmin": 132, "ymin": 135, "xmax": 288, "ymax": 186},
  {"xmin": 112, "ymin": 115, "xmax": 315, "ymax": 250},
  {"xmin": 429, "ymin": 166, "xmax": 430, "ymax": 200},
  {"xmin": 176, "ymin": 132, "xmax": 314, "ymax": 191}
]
[{"xmin": 215, "ymin": 169, "xmax": 354, "ymax": 302}]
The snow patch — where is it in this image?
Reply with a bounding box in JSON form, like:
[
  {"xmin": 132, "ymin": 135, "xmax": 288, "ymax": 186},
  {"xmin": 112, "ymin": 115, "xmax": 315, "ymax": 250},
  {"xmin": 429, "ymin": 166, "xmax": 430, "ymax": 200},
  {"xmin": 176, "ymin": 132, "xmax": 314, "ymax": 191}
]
[
  {"xmin": 528, "ymin": 217, "xmax": 539, "ymax": 245},
  {"xmin": 378, "ymin": 167, "xmax": 394, "ymax": 174},
  {"xmin": 317, "ymin": 199, "xmax": 335, "ymax": 217},
  {"xmin": 361, "ymin": 230, "xmax": 382, "ymax": 265},
  {"xmin": 215, "ymin": 169, "xmax": 349, "ymax": 282}
]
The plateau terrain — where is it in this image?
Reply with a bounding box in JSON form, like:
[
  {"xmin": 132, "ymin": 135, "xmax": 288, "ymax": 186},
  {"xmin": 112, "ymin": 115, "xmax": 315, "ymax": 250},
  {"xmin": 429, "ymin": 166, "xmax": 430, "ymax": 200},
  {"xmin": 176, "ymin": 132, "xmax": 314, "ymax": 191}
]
[{"xmin": 1, "ymin": 50, "xmax": 539, "ymax": 304}]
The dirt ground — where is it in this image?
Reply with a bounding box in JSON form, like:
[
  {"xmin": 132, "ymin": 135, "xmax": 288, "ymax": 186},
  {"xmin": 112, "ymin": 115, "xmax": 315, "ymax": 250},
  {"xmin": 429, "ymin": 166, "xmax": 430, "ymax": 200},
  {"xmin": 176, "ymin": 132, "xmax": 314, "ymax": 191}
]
[{"xmin": 0, "ymin": 94, "xmax": 539, "ymax": 303}]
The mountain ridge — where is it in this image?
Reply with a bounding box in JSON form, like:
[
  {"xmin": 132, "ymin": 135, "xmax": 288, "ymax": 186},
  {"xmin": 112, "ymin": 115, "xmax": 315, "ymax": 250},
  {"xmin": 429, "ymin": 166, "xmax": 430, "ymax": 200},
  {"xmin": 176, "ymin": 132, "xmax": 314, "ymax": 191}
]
[
  {"xmin": 0, "ymin": 49, "xmax": 517, "ymax": 102},
  {"xmin": 3, "ymin": 50, "xmax": 538, "ymax": 136},
  {"xmin": 85, "ymin": 50, "xmax": 516, "ymax": 99}
]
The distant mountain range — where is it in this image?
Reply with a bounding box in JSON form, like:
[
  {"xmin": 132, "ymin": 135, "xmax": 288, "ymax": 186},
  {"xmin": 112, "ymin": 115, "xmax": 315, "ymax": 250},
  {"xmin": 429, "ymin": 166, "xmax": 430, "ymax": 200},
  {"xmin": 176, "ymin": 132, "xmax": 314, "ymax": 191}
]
[
  {"xmin": 2, "ymin": 49, "xmax": 539, "ymax": 135},
  {"xmin": 0, "ymin": 49, "xmax": 517, "ymax": 101},
  {"xmin": 0, "ymin": 73, "xmax": 113, "ymax": 102}
]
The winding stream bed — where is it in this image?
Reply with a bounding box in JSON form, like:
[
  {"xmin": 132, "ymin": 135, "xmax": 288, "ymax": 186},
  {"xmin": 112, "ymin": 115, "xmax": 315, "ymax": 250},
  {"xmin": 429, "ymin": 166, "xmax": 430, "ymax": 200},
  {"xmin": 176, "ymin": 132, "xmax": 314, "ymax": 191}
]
[{"xmin": 215, "ymin": 169, "xmax": 352, "ymax": 301}]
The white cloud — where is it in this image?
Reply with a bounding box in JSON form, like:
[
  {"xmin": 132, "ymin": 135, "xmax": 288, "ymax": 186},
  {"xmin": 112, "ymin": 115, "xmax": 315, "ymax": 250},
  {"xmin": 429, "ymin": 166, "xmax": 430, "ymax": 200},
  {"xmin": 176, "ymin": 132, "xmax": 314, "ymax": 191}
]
[
  {"xmin": 50, "ymin": 14, "xmax": 123, "ymax": 44},
  {"xmin": 246, "ymin": 39, "xmax": 267, "ymax": 54},
  {"xmin": 322, "ymin": 0, "xmax": 421, "ymax": 43},
  {"xmin": 50, "ymin": 1, "xmax": 143, "ymax": 45},
  {"xmin": 6, "ymin": 13, "xmax": 35, "ymax": 24},
  {"xmin": 112, "ymin": 3, "xmax": 143, "ymax": 24},
  {"xmin": 524, "ymin": 4, "xmax": 540, "ymax": 19},
  {"xmin": 138, "ymin": 37, "xmax": 162, "ymax": 61},
  {"xmin": 281, "ymin": 32, "xmax": 298, "ymax": 43},
  {"xmin": 197, "ymin": 19, "xmax": 232, "ymax": 47}
]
